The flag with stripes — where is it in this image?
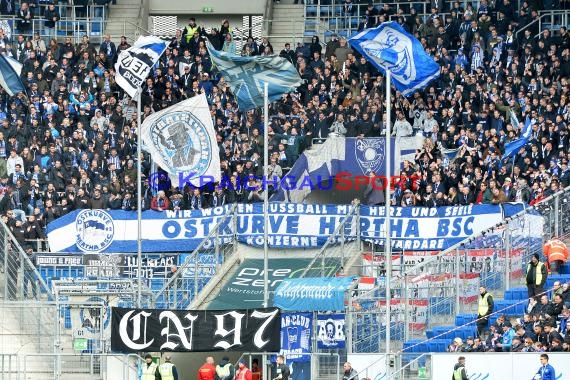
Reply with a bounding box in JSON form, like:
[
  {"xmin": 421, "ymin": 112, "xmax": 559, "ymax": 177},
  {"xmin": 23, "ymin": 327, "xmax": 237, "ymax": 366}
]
[
  {"xmin": 0, "ymin": 54, "xmax": 26, "ymax": 97},
  {"xmin": 206, "ymin": 41, "xmax": 303, "ymax": 111}
]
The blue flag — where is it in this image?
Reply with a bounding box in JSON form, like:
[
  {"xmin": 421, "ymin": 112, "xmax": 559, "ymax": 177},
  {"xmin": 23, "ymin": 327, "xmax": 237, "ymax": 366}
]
[
  {"xmin": 502, "ymin": 115, "xmax": 532, "ymax": 160},
  {"xmin": 206, "ymin": 42, "xmax": 303, "ymax": 111},
  {"xmin": 349, "ymin": 21, "xmax": 440, "ymax": 96},
  {"xmin": 0, "ymin": 54, "xmax": 26, "ymax": 97}
]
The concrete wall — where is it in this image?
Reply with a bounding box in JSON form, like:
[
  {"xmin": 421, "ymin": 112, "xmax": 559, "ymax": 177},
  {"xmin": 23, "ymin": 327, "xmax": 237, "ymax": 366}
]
[{"xmin": 149, "ymin": 0, "xmax": 266, "ymax": 15}]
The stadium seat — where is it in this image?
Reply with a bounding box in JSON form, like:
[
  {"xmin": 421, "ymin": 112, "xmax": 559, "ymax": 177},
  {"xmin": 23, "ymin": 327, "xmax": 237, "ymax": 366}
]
[
  {"xmin": 305, "ymin": 5, "xmax": 317, "ymax": 16},
  {"xmin": 455, "ymin": 314, "xmax": 477, "ymax": 327}
]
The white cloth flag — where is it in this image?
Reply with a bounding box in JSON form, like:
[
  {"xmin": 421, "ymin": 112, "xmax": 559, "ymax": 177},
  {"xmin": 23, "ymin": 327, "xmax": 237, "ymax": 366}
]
[
  {"xmin": 114, "ymin": 35, "xmax": 168, "ymax": 98},
  {"xmin": 141, "ymin": 94, "xmax": 221, "ymax": 188}
]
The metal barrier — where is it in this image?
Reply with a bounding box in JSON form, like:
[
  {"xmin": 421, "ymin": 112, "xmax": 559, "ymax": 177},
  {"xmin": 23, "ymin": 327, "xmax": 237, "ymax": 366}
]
[
  {"xmin": 348, "ymin": 185, "xmax": 570, "ymax": 354},
  {"xmin": 0, "ymin": 5, "xmax": 108, "ymax": 44},
  {"xmin": 300, "ymin": 200, "xmax": 360, "ymax": 277},
  {"xmin": 0, "ymin": 354, "xmax": 18, "ymax": 380},
  {"xmin": 151, "ymin": 204, "xmax": 237, "ymax": 309},
  {"xmin": 0, "ymin": 221, "xmax": 53, "ymax": 302}
]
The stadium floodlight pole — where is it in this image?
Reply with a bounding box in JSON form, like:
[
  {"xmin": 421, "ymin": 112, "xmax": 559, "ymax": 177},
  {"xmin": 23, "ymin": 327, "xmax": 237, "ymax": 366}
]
[
  {"xmin": 136, "ymin": 90, "xmax": 143, "ymax": 308},
  {"xmin": 262, "ymin": 81, "xmax": 269, "ymax": 380},
  {"xmin": 384, "ymin": 70, "xmax": 392, "ymax": 356}
]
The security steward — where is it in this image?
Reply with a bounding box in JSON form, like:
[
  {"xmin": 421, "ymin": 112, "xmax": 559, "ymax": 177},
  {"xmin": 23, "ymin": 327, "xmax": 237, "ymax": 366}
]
[
  {"xmin": 476, "ymin": 285, "xmax": 494, "ymax": 338},
  {"xmin": 157, "ymin": 354, "xmax": 178, "ymax": 380},
  {"xmin": 141, "ymin": 354, "xmax": 158, "ymax": 380},
  {"xmin": 543, "ymin": 238, "xmax": 568, "ymax": 274},
  {"xmin": 452, "ymin": 356, "xmax": 468, "ymax": 380},
  {"xmin": 526, "ymin": 253, "xmax": 548, "ymax": 301}
]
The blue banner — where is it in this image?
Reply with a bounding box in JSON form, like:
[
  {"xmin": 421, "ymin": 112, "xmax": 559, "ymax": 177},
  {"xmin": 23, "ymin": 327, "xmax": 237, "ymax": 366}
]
[
  {"xmin": 349, "ymin": 21, "xmax": 440, "ymax": 96},
  {"xmin": 280, "ymin": 312, "xmax": 312, "ymax": 362},
  {"xmin": 273, "ymin": 277, "xmax": 355, "ymax": 312},
  {"xmin": 271, "ymin": 136, "xmax": 424, "ymax": 203},
  {"xmin": 207, "ymin": 41, "xmax": 303, "ymax": 111},
  {"xmin": 46, "ymin": 203, "xmax": 526, "ymax": 253},
  {"xmin": 316, "ymin": 314, "xmax": 346, "ymax": 349}
]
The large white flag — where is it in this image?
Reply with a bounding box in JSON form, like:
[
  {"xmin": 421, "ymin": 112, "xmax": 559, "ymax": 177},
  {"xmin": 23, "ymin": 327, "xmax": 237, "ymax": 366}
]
[
  {"xmin": 141, "ymin": 94, "xmax": 221, "ymax": 188},
  {"xmin": 114, "ymin": 35, "xmax": 168, "ymax": 98}
]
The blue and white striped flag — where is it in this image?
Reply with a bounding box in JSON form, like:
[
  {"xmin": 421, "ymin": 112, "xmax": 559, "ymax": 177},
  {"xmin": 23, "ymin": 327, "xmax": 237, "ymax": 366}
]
[
  {"xmin": 114, "ymin": 35, "xmax": 168, "ymax": 98},
  {"xmin": 0, "ymin": 54, "xmax": 26, "ymax": 97},
  {"xmin": 206, "ymin": 41, "xmax": 303, "ymax": 111},
  {"xmin": 502, "ymin": 116, "xmax": 533, "ymax": 160},
  {"xmin": 349, "ymin": 21, "xmax": 440, "ymax": 96}
]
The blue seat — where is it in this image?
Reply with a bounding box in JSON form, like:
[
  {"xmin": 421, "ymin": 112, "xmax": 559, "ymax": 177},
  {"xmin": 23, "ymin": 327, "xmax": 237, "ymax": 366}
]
[
  {"xmin": 305, "ymin": 5, "xmax": 317, "ymax": 16},
  {"xmin": 455, "ymin": 314, "xmax": 477, "ymax": 327},
  {"xmin": 319, "ymin": 5, "xmax": 331, "ymax": 16}
]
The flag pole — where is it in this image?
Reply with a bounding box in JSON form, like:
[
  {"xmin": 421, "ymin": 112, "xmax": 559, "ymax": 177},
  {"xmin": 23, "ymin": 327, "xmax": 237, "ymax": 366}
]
[
  {"xmin": 384, "ymin": 70, "xmax": 392, "ymax": 356},
  {"xmin": 263, "ymin": 81, "xmax": 269, "ymax": 308},
  {"xmin": 136, "ymin": 90, "xmax": 143, "ymax": 308},
  {"xmin": 262, "ymin": 81, "xmax": 269, "ymax": 380}
]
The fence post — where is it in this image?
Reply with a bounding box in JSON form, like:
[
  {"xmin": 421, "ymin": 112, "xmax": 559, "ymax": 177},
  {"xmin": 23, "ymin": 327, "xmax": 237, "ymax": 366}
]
[
  {"xmin": 455, "ymin": 247, "xmax": 460, "ymax": 315},
  {"xmin": 554, "ymin": 193, "xmax": 560, "ymax": 237},
  {"xmin": 505, "ymin": 225, "xmax": 511, "ymax": 290}
]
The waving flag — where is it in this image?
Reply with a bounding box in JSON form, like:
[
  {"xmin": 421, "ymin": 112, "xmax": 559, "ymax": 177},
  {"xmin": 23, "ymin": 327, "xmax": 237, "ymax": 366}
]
[
  {"xmin": 114, "ymin": 35, "xmax": 168, "ymax": 97},
  {"xmin": 0, "ymin": 54, "xmax": 26, "ymax": 97},
  {"xmin": 349, "ymin": 21, "xmax": 440, "ymax": 96},
  {"xmin": 140, "ymin": 94, "xmax": 221, "ymax": 188},
  {"xmin": 206, "ymin": 42, "xmax": 303, "ymax": 111},
  {"xmin": 502, "ymin": 115, "xmax": 533, "ymax": 160}
]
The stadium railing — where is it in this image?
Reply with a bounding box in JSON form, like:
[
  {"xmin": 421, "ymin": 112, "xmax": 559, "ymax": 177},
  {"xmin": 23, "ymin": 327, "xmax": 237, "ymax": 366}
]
[
  {"xmin": 348, "ymin": 185, "xmax": 570, "ymax": 353},
  {"xmin": 151, "ymin": 204, "xmax": 238, "ymax": 309},
  {"xmin": 0, "ymin": 221, "xmax": 52, "ymax": 302},
  {"xmin": 300, "ymin": 200, "xmax": 360, "ymax": 278},
  {"xmin": 1, "ymin": 4, "xmax": 108, "ymax": 44}
]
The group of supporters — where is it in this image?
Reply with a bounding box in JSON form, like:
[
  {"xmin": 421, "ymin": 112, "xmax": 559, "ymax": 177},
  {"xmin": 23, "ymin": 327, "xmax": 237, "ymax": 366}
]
[{"xmin": 0, "ymin": 0, "xmax": 568, "ymax": 242}]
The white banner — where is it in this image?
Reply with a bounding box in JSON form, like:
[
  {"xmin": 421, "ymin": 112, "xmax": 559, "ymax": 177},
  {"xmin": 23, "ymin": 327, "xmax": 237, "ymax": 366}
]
[
  {"xmin": 432, "ymin": 353, "xmax": 570, "ymax": 379},
  {"xmin": 114, "ymin": 35, "xmax": 167, "ymax": 98},
  {"xmin": 140, "ymin": 94, "xmax": 221, "ymax": 188}
]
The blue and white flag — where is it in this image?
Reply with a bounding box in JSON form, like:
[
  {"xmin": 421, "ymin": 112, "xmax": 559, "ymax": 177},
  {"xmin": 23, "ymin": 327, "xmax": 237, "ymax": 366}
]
[
  {"xmin": 0, "ymin": 54, "xmax": 26, "ymax": 97},
  {"xmin": 317, "ymin": 314, "xmax": 346, "ymax": 349},
  {"xmin": 349, "ymin": 21, "xmax": 440, "ymax": 96},
  {"xmin": 438, "ymin": 142, "xmax": 460, "ymax": 168},
  {"xmin": 140, "ymin": 94, "xmax": 221, "ymax": 188},
  {"xmin": 206, "ymin": 42, "xmax": 303, "ymax": 111},
  {"xmin": 271, "ymin": 136, "xmax": 423, "ymax": 203},
  {"xmin": 114, "ymin": 35, "xmax": 168, "ymax": 98},
  {"xmin": 502, "ymin": 115, "xmax": 532, "ymax": 160},
  {"xmin": 280, "ymin": 312, "xmax": 312, "ymax": 362}
]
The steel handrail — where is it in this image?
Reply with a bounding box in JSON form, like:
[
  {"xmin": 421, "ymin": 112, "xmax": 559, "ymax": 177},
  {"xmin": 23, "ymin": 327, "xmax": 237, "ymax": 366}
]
[
  {"xmin": 152, "ymin": 204, "xmax": 237, "ymax": 304},
  {"xmin": 353, "ymin": 185, "xmax": 569, "ymax": 301}
]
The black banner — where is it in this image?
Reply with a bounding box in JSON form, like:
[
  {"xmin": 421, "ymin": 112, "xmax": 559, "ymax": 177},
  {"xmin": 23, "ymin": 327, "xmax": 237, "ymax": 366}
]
[{"xmin": 111, "ymin": 307, "xmax": 281, "ymax": 353}]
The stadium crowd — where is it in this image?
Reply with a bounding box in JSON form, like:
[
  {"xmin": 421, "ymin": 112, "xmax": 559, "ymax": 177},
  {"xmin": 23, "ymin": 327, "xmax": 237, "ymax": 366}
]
[
  {"xmin": 449, "ymin": 282, "xmax": 570, "ymax": 353},
  {"xmin": 0, "ymin": 0, "xmax": 568, "ymax": 242}
]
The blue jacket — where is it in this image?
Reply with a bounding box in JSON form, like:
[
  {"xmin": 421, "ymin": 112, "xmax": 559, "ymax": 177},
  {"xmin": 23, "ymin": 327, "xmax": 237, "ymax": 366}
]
[
  {"xmin": 501, "ymin": 328, "xmax": 515, "ymax": 350},
  {"xmin": 536, "ymin": 364, "xmax": 555, "ymax": 380}
]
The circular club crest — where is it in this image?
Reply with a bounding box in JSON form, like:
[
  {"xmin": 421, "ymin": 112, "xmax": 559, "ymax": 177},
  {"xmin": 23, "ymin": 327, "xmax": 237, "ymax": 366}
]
[
  {"xmin": 150, "ymin": 111, "xmax": 212, "ymax": 177},
  {"xmin": 75, "ymin": 210, "xmax": 114, "ymax": 253},
  {"xmin": 79, "ymin": 296, "xmax": 110, "ymax": 334}
]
